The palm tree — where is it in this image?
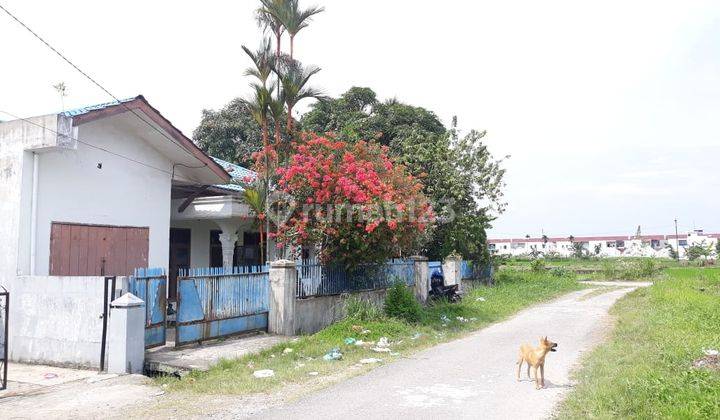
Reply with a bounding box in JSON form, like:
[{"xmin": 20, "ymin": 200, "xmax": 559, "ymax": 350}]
[
  {"xmin": 256, "ymin": 0, "xmax": 287, "ymax": 62},
  {"xmin": 283, "ymin": 0, "xmax": 324, "ymax": 59},
  {"xmin": 242, "ymin": 186, "xmax": 267, "ymax": 264},
  {"xmin": 268, "ymin": 97, "xmax": 285, "ymax": 148},
  {"xmin": 245, "ymin": 83, "xmax": 274, "ymax": 148},
  {"xmin": 278, "ymin": 58, "xmax": 323, "ymax": 133},
  {"xmin": 242, "ymin": 40, "xmax": 274, "ymax": 86}
]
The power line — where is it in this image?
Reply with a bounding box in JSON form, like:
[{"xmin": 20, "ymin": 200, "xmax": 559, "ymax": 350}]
[
  {"xmin": 0, "ymin": 109, "xmax": 197, "ymax": 177},
  {"xmin": 0, "ymin": 3, "xmax": 206, "ymax": 166}
]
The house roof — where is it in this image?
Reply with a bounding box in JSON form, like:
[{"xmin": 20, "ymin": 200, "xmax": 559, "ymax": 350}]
[
  {"xmin": 211, "ymin": 157, "xmax": 257, "ymax": 193},
  {"xmin": 65, "ymin": 95, "xmax": 231, "ymax": 183}
]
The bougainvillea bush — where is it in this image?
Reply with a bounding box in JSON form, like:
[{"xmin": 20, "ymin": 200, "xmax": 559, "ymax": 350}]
[{"xmin": 273, "ymin": 134, "xmax": 434, "ymax": 268}]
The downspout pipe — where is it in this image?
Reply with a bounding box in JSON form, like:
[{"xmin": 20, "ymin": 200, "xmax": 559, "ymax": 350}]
[{"xmin": 30, "ymin": 152, "xmax": 39, "ymax": 275}]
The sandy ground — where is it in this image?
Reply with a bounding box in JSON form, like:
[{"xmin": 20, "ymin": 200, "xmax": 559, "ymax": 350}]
[{"xmin": 1, "ymin": 282, "xmax": 649, "ymax": 419}]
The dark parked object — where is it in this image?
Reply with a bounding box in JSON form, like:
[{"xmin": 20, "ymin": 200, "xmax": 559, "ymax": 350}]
[{"xmin": 429, "ymin": 270, "xmax": 462, "ymax": 302}]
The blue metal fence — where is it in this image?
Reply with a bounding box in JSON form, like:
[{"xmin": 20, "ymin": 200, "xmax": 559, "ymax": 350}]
[
  {"xmin": 175, "ymin": 266, "xmax": 270, "ymax": 346},
  {"xmin": 460, "ymin": 260, "xmax": 493, "ymax": 281},
  {"xmin": 296, "ymin": 259, "xmax": 414, "ymax": 298},
  {"xmin": 129, "ymin": 268, "xmax": 167, "ymax": 349}
]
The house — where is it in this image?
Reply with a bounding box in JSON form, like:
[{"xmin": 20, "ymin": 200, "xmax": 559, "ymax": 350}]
[
  {"xmin": 488, "ymin": 230, "xmax": 718, "ymax": 259},
  {"xmin": 0, "ymin": 96, "xmax": 267, "ymax": 300}
]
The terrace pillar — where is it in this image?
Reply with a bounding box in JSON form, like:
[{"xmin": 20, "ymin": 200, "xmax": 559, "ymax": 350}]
[
  {"xmin": 268, "ymin": 259, "xmax": 297, "ymax": 336},
  {"xmin": 218, "ymin": 232, "xmax": 238, "ymax": 268},
  {"xmin": 410, "ymin": 255, "xmax": 429, "ymax": 303},
  {"xmin": 215, "ymin": 220, "xmax": 242, "ymax": 269}
]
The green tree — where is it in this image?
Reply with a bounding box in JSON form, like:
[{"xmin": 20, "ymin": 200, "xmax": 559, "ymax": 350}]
[
  {"xmin": 301, "ymin": 87, "xmax": 446, "ymax": 145},
  {"xmin": 192, "ymin": 99, "xmax": 263, "ymax": 166}
]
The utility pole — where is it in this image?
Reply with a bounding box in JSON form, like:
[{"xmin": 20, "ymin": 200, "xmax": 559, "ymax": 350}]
[{"xmin": 674, "ymin": 218, "xmax": 680, "ymax": 261}]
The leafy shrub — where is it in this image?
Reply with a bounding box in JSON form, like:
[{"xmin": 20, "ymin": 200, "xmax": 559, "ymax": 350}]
[
  {"xmin": 550, "ymin": 267, "xmax": 572, "ymax": 278},
  {"xmin": 344, "ymin": 296, "xmax": 383, "ymax": 321},
  {"xmin": 384, "ymin": 281, "xmax": 422, "ymax": 323},
  {"xmin": 530, "ymin": 259, "xmax": 546, "ymax": 273},
  {"xmin": 601, "ymin": 258, "xmax": 660, "ymax": 280}
]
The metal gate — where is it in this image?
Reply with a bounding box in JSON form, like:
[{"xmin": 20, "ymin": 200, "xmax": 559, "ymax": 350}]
[
  {"xmin": 1, "ymin": 286, "xmax": 9, "ymax": 390},
  {"xmin": 129, "ymin": 268, "xmax": 167, "ymax": 349},
  {"xmin": 176, "ymin": 267, "xmax": 269, "ymax": 347}
]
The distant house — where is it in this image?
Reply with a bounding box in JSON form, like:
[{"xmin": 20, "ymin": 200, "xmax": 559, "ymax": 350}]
[
  {"xmin": 488, "ymin": 230, "xmax": 718, "ymax": 259},
  {"xmin": 0, "ymin": 96, "xmax": 267, "ymax": 300}
]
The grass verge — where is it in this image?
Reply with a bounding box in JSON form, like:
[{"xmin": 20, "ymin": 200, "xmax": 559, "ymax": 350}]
[
  {"xmin": 557, "ymin": 267, "xmax": 720, "ymax": 419},
  {"xmin": 156, "ymin": 269, "xmax": 582, "ymax": 395}
]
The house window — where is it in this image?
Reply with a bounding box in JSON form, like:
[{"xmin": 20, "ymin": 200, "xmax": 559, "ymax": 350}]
[
  {"xmin": 616, "ymin": 240, "xmax": 625, "ymax": 248},
  {"xmin": 488, "ymin": 244, "xmax": 496, "ymax": 250},
  {"xmin": 679, "ymin": 240, "xmax": 688, "ymax": 246},
  {"xmin": 651, "ymin": 239, "xmax": 660, "ymax": 248}
]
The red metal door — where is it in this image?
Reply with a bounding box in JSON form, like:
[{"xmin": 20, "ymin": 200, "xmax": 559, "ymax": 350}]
[{"xmin": 49, "ymin": 223, "xmax": 149, "ymax": 276}]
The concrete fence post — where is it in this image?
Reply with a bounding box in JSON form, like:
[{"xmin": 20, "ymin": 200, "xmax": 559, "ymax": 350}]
[
  {"xmin": 268, "ymin": 260, "xmax": 297, "ymax": 336},
  {"xmin": 442, "ymin": 255, "xmax": 462, "ymax": 287},
  {"xmin": 410, "ymin": 256, "xmax": 429, "ymax": 303},
  {"xmin": 108, "ymin": 293, "xmax": 145, "ymax": 374}
]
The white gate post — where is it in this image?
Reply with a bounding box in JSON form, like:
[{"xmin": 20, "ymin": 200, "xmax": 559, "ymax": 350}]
[
  {"xmin": 108, "ymin": 293, "xmax": 145, "ymax": 374},
  {"xmin": 268, "ymin": 260, "xmax": 297, "ymax": 336},
  {"xmin": 442, "ymin": 255, "xmax": 462, "ymax": 287}
]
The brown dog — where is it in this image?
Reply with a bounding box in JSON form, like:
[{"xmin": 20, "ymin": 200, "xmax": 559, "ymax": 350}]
[{"xmin": 516, "ymin": 336, "xmax": 558, "ymax": 389}]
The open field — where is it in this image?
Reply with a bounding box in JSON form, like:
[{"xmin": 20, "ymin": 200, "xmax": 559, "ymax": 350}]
[
  {"xmin": 557, "ymin": 267, "xmax": 720, "ymax": 418},
  {"xmin": 156, "ymin": 269, "xmax": 582, "ymax": 395}
]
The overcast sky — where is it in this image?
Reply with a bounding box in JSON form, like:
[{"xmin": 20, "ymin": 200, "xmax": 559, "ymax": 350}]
[{"xmin": 2, "ymin": 0, "xmax": 718, "ymax": 238}]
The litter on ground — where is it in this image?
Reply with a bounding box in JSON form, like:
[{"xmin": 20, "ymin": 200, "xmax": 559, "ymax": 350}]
[
  {"xmin": 703, "ymin": 348, "xmax": 719, "ymax": 356},
  {"xmin": 361, "ymin": 329, "xmax": 371, "ymax": 335},
  {"xmin": 253, "ymin": 369, "xmax": 275, "ymax": 378},
  {"xmin": 359, "ymin": 358, "xmax": 383, "ymax": 364},
  {"xmin": 372, "ymin": 347, "xmax": 392, "ymax": 353},
  {"xmin": 411, "ymin": 332, "xmax": 423, "ymax": 340},
  {"xmin": 475, "ymin": 297, "xmax": 486, "ymax": 302},
  {"xmin": 283, "ymin": 347, "xmax": 293, "ymax": 354},
  {"xmin": 376, "ymin": 337, "xmax": 390, "ymax": 347},
  {"xmin": 344, "ymin": 337, "xmax": 357, "ymax": 345},
  {"xmin": 323, "ymin": 348, "xmax": 343, "ymax": 361},
  {"xmin": 308, "ymin": 371, "xmax": 319, "ymax": 376}
]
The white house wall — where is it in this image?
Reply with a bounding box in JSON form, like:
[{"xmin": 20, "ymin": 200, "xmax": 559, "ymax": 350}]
[
  {"xmin": 32, "ymin": 119, "xmax": 173, "ymax": 274},
  {"xmin": 0, "ymin": 115, "xmax": 64, "ymax": 286}
]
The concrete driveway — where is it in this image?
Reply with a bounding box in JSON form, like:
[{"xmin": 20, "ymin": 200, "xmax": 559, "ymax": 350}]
[{"xmin": 253, "ymin": 282, "xmax": 649, "ymax": 420}]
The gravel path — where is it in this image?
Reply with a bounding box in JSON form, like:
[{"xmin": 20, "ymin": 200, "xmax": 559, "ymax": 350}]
[{"xmin": 253, "ymin": 282, "xmax": 649, "ymax": 420}]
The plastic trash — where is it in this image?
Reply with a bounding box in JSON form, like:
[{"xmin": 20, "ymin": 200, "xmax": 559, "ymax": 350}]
[
  {"xmin": 703, "ymin": 348, "xmax": 719, "ymax": 356},
  {"xmin": 354, "ymin": 340, "xmax": 365, "ymax": 346},
  {"xmin": 351, "ymin": 325, "xmax": 363, "ymax": 332},
  {"xmin": 323, "ymin": 348, "xmax": 343, "ymax": 361},
  {"xmin": 411, "ymin": 332, "xmax": 423, "ymax": 340},
  {"xmin": 283, "ymin": 347, "xmax": 293, "ymax": 354},
  {"xmin": 344, "ymin": 337, "xmax": 357, "ymax": 345},
  {"xmin": 475, "ymin": 297, "xmax": 486, "ymax": 302},
  {"xmin": 43, "ymin": 373, "xmax": 59, "ymax": 380},
  {"xmin": 361, "ymin": 329, "xmax": 371, "ymax": 335},
  {"xmin": 253, "ymin": 369, "xmax": 275, "ymax": 378},
  {"xmin": 440, "ymin": 315, "xmax": 450, "ymax": 324},
  {"xmin": 371, "ymin": 347, "xmax": 391, "ymax": 353},
  {"xmin": 359, "ymin": 358, "xmax": 383, "ymax": 364},
  {"xmin": 456, "ymin": 316, "xmax": 468, "ymax": 323},
  {"xmin": 308, "ymin": 371, "xmax": 319, "ymax": 376},
  {"xmin": 376, "ymin": 337, "xmax": 390, "ymax": 347},
  {"xmin": 390, "ymin": 352, "xmax": 400, "ymax": 356}
]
